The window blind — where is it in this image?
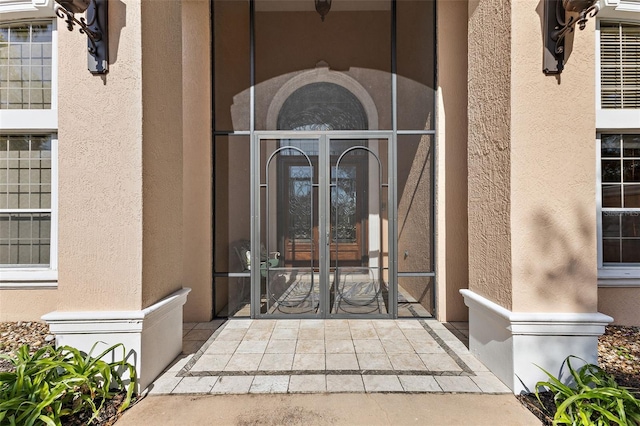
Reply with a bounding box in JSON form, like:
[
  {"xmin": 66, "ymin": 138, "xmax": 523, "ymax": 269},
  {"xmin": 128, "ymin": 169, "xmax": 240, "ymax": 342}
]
[{"xmin": 601, "ymin": 22, "xmax": 640, "ymax": 109}]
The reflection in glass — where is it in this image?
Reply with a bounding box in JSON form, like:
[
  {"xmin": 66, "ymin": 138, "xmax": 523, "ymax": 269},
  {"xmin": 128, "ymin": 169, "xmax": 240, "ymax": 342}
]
[
  {"xmin": 602, "ymin": 160, "xmax": 621, "ymax": 182},
  {"xmin": 602, "ymin": 134, "xmax": 621, "ymax": 157},
  {"xmin": 602, "ymin": 185, "xmax": 621, "ymax": 208}
]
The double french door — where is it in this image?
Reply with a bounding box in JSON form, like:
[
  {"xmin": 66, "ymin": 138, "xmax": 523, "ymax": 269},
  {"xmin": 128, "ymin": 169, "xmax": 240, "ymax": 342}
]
[{"xmin": 251, "ymin": 132, "xmax": 396, "ymax": 318}]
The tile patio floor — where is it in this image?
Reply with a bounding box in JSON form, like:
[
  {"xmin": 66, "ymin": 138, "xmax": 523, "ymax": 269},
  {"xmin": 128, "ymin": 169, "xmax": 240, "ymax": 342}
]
[{"xmin": 147, "ymin": 319, "xmax": 510, "ymax": 395}]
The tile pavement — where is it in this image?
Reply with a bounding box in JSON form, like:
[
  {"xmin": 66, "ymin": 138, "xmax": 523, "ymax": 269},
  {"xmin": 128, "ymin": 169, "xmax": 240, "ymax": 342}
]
[{"xmin": 146, "ymin": 318, "xmax": 511, "ymax": 395}]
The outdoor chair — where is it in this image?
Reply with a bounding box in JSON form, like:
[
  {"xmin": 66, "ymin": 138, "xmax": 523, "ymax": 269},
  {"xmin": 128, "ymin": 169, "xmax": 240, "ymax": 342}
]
[{"xmin": 234, "ymin": 239, "xmax": 280, "ymax": 278}]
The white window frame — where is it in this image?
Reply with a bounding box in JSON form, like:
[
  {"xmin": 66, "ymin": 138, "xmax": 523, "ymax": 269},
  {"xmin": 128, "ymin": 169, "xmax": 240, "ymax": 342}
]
[
  {"xmin": 0, "ymin": 13, "xmax": 59, "ymax": 288},
  {"xmin": 596, "ymin": 9, "xmax": 640, "ymax": 287}
]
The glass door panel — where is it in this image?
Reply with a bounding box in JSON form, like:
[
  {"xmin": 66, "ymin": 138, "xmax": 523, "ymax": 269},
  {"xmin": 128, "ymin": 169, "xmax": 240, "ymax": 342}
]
[
  {"xmin": 254, "ymin": 134, "xmax": 392, "ymax": 318},
  {"xmin": 328, "ymin": 138, "xmax": 389, "ymax": 315}
]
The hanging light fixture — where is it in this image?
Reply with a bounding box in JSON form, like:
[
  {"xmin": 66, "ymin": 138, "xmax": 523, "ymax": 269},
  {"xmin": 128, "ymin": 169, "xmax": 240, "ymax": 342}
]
[
  {"xmin": 54, "ymin": 0, "xmax": 108, "ymax": 74},
  {"xmin": 543, "ymin": 0, "xmax": 599, "ymax": 74},
  {"xmin": 315, "ymin": 0, "xmax": 332, "ymax": 22}
]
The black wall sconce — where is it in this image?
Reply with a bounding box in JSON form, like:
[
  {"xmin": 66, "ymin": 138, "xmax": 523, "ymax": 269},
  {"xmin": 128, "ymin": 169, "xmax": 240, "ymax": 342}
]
[
  {"xmin": 55, "ymin": 0, "xmax": 108, "ymax": 74},
  {"xmin": 315, "ymin": 0, "xmax": 332, "ymax": 22},
  {"xmin": 543, "ymin": 0, "xmax": 599, "ymax": 74}
]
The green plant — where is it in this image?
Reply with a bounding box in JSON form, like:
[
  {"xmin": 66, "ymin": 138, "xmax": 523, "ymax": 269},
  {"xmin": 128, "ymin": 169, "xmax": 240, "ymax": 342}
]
[
  {"xmin": 535, "ymin": 355, "xmax": 640, "ymax": 426},
  {"xmin": 0, "ymin": 342, "xmax": 136, "ymax": 426}
]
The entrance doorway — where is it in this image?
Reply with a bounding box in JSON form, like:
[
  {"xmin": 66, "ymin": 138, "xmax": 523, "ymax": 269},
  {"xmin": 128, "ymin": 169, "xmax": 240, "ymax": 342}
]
[{"xmin": 252, "ymin": 133, "xmax": 394, "ymax": 318}]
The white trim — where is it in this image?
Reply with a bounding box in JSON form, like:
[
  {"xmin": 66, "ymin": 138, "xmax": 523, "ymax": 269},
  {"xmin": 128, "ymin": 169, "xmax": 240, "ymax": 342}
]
[
  {"xmin": 0, "ymin": 0, "xmax": 55, "ymax": 19},
  {"xmin": 42, "ymin": 288, "xmax": 191, "ymax": 391},
  {"xmin": 0, "ymin": 281, "xmax": 57, "ymax": 289},
  {"xmin": 597, "ymin": 109, "xmax": 640, "ymax": 130},
  {"xmin": 460, "ymin": 289, "xmax": 612, "ymax": 394}
]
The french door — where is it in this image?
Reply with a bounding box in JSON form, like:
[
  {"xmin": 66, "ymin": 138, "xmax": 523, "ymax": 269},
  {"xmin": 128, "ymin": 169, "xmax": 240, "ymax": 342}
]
[{"xmin": 251, "ymin": 132, "xmax": 396, "ymax": 318}]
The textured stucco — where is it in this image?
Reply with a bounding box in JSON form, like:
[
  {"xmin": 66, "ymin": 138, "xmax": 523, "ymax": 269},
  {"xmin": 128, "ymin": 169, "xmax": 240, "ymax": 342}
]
[
  {"xmin": 0, "ymin": 289, "xmax": 57, "ymax": 321},
  {"xmin": 436, "ymin": 0, "xmax": 469, "ymax": 321},
  {"xmin": 57, "ymin": 0, "xmax": 144, "ymax": 311},
  {"xmin": 598, "ymin": 288, "xmax": 640, "ymax": 326},
  {"xmin": 182, "ymin": 0, "xmax": 212, "ymax": 322},
  {"xmin": 467, "ymin": 0, "xmax": 513, "ymax": 310},
  {"xmin": 57, "ymin": 0, "xmax": 184, "ymax": 312},
  {"xmin": 467, "ymin": 0, "xmax": 597, "ymax": 313},
  {"xmin": 510, "ymin": 0, "xmax": 597, "ymax": 313},
  {"xmin": 140, "ymin": 0, "xmax": 184, "ymax": 309}
]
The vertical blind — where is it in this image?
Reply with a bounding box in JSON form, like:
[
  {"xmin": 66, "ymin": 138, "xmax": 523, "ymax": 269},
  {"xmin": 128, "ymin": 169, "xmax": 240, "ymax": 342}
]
[{"xmin": 601, "ymin": 22, "xmax": 640, "ymax": 109}]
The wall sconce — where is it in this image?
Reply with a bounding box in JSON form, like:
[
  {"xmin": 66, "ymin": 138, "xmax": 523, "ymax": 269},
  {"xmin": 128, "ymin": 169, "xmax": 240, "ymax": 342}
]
[
  {"xmin": 315, "ymin": 0, "xmax": 332, "ymax": 22},
  {"xmin": 54, "ymin": 0, "xmax": 108, "ymax": 74},
  {"xmin": 543, "ymin": 0, "xmax": 599, "ymax": 74}
]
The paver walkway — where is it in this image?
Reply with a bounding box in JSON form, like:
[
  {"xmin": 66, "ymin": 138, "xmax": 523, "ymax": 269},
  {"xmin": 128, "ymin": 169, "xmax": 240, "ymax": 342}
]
[{"xmin": 147, "ymin": 319, "xmax": 511, "ymax": 395}]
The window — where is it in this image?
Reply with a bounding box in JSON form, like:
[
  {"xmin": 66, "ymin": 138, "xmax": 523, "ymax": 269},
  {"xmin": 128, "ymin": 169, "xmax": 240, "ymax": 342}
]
[
  {"xmin": 600, "ymin": 22, "xmax": 640, "ymax": 109},
  {"xmin": 0, "ymin": 21, "xmax": 53, "ymax": 110},
  {"xmin": 0, "ymin": 18, "xmax": 57, "ymax": 285},
  {"xmin": 597, "ymin": 17, "xmax": 640, "ymax": 284},
  {"xmin": 599, "ymin": 134, "xmax": 640, "ymax": 264}
]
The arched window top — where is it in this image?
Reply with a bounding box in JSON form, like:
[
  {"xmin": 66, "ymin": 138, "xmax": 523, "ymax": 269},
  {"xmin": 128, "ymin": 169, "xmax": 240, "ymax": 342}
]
[{"xmin": 277, "ymin": 82, "xmax": 368, "ymax": 131}]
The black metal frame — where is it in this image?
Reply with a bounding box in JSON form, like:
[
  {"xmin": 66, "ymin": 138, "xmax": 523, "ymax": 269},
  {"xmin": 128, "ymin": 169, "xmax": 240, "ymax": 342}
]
[{"xmin": 55, "ymin": 0, "xmax": 108, "ymax": 74}]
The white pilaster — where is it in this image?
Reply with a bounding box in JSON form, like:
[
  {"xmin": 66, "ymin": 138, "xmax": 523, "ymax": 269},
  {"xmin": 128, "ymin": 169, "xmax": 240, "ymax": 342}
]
[
  {"xmin": 42, "ymin": 288, "xmax": 191, "ymax": 392},
  {"xmin": 460, "ymin": 289, "xmax": 612, "ymax": 394}
]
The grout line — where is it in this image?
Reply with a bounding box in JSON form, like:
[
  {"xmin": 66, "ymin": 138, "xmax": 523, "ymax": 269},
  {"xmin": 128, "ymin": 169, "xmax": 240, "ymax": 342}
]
[{"xmin": 418, "ymin": 320, "xmax": 475, "ymax": 375}]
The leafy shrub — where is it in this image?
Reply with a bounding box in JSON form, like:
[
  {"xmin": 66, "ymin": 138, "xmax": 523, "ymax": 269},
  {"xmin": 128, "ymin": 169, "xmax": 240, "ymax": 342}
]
[
  {"xmin": 536, "ymin": 355, "xmax": 640, "ymax": 426},
  {"xmin": 0, "ymin": 343, "xmax": 136, "ymax": 426}
]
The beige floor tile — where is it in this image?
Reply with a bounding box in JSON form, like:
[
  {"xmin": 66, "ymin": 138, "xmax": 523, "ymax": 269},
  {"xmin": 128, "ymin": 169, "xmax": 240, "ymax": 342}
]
[
  {"xmin": 210, "ymin": 376, "xmax": 254, "ymax": 394},
  {"xmin": 182, "ymin": 340, "xmax": 205, "ymax": 355},
  {"xmin": 191, "ymin": 354, "xmax": 232, "ymax": 371},
  {"xmin": 224, "ymin": 353, "xmax": 263, "ymax": 371},
  {"xmin": 265, "ymin": 339, "xmax": 297, "ymax": 354},
  {"xmin": 193, "ymin": 320, "xmax": 226, "ymax": 330},
  {"xmin": 216, "ymin": 329, "xmax": 248, "ymax": 341},
  {"xmin": 410, "ymin": 339, "xmax": 446, "ymax": 354},
  {"xmin": 395, "ymin": 320, "xmax": 425, "ymax": 330},
  {"xmin": 348, "ymin": 320, "xmax": 372, "ymax": 328},
  {"xmin": 325, "ymin": 339, "xmax": 355, "ymax": 354},
  {"xmin": 375, "ymin": 327, "xmax": 406, "ymax": 340},
  {"xmin": 380, "ymin": 338, "xmax": 414, "ymax": 354},
  {"xmin": 243, "ymin": 329, "xmax": 273, "ymax": 341},
  {"xmin": 249, "ymin": 375, "xmax": 290, "ymax": 393},
  {"xmin": 398, "ymin": 375, "xmax": 442, "ymax": 392},
  {"xmin": 434, "ymin": 376, "xmax": 482, "ymax": 393},
  {"xmin": 326, "ymin": 353, "xmax": 359, "ymax": 370},
  {"xmin": 326, "ymin": 375, "xmax": 365, "ymax": 393},
  {"xmin": 299, "ymin": 320, "xmax": 325, "ymax": 329},
  {"xmin": 353, "ymin": 339, "xmax": 385, "ymax": 354},
  {"xmin": 183, "ymin": 329, "xmax": 214, "ymax": 341},
  {"xmin": 183, "ymin": 322, "xmax": 197, "ymax": 331},
  {"xmin": 324, "ymin": 328, "xmax": 352, "ymax": 340},
  {"xmin": 457, "ymin": 354, "xmax": 489, "ymax": 372},
  {"xmin": 288, "ymin": 375, "xmax": 326, "ymax": 393},
  {"xmin": 147, "ymin": 375, "xmax": 182, "ymax": 395},
  {"xmin": 470, "ymin": 372, "xmax": 511, "ymax": 393},
  {"xmin": 223, "ymin": 320, "xmax": 253, "ymax": 329},
  {"xmin": 235, "ymin": 340, "xmax": 269, "ymax": 354},
  {"xmin": 203, "ymin": 340, "xmax": 241, "ymax": 355},
  {"xmin": 164, "ymin": 354, "xmax": 193, "ymax": 373},
  {"xmin": 249, "ymin": 320, "xmax": 277, "ymax": 330},
  {"xmin": 401, "ymin": 329, "xmax": 433, "ymax": 341},
  {"xmin": 356, "ymin": 353, "xmax": 393, "ymax": 370},
  {"xmin": 259, "ymin": 353, "xmax": 294, "ymax": 371},
  {"xmin": 349, "ymin": 327, "xmax": 378, "ymax": 340},
  {"xmin": 274, "ymin": 319, "xmax": 300, "ymax": 329},
  {"xmin": 419, "ymin": 354, "xmax": 462, "ymax": 371},
  {"xmin": 295, "ymin": 339, "xmax": 325, "ymax": 354},
  {"xmin": 271, "ymin": 327, "xmax": 299, "ymax": 340},
  {"xmin": 372, "ymin": 320, "xmax": 399, "ymax": 329},
  {"xmin": 172, "ymin": 377, "xmax": 218, "ymax": 394},
  {"xmin": 298, "ymin": 328, "xmax": 325, "ymax": 340},
  {"xmin": 362, "ymin": 375, "xmax": 403, "ymax": 392},
  {"xmin": 324, "ymin": 319, "xmax": 349, "ymax": 329},
  {"xmin": 292, "ymin": 353, "xmax": 325, "ymax": 370},
  {"xmin": 388, "ymin": 353, "xmax": 427, "ymax": 371}
]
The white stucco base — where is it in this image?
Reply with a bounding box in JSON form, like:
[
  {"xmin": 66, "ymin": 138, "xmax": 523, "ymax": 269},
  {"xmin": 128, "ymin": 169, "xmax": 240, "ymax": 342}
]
[
  {"xmin": 460, "ymin": 289, "xmax": 612, "ymax": 394},
  {"xmin": 42, "ymin": 288, "xmax": 191, "ymax": 392}
]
